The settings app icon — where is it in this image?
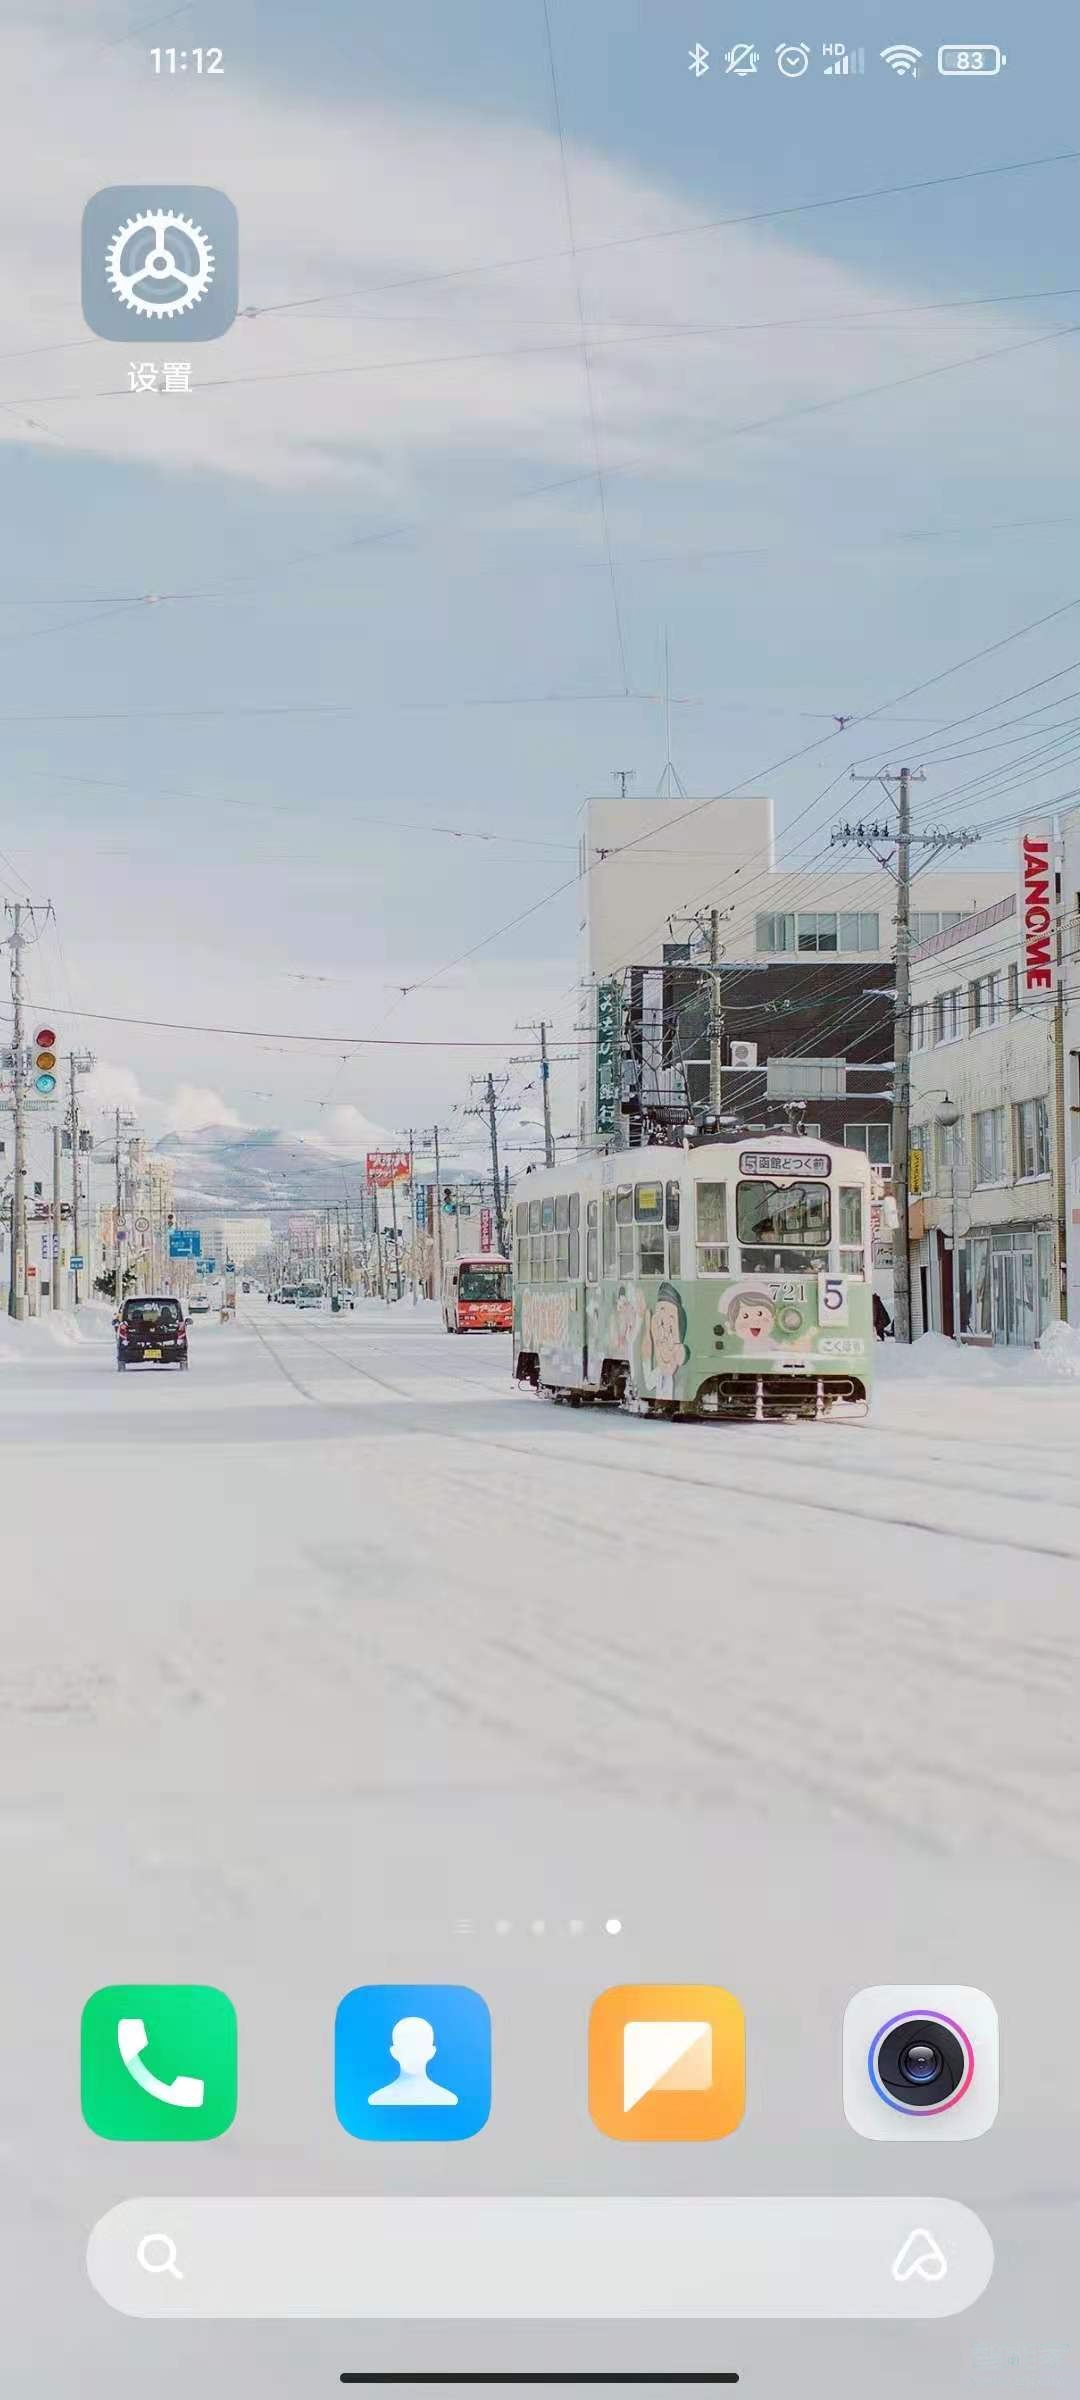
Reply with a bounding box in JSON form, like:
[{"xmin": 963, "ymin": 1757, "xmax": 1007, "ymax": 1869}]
[{"xmin": 82, "ymin": 186, "xmax": 238, "ymax": 341}]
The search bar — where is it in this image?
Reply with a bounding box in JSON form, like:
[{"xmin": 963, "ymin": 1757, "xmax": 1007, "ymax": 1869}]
[{"xmin": 88, "ymin": 2197, "xmax": 993, "ymax": 2320}]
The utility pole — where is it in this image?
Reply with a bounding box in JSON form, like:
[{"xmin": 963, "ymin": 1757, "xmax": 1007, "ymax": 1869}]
[
  {"xmin": 708, "ymin": 906, "xmax": 722, "ymax": 1113},
  {"xmin": 52, "ymin": 1119, "xmax": 62, "ymax": 1310},
  {"xmin": 6, "ymin": 904, "xmax": 27, "ymax": 1318},
  {"xmin": 432, "ymin": 1125, "xmax": 445, "ymax": 1297},
  {"xmin": 833, "ymin": 773, "xmax": 978, "ymax": 1344},
  {"xmin": 388, "ymin": 1172, "xmax": 403, "ymax": 1301},
  {"xmin": 484, "ymin": 1073, "xmax": 506, "ymax": 1257},
  {"xmin": 66, "ymin": 1050, "xmax": 93, "ymax": 1307}
]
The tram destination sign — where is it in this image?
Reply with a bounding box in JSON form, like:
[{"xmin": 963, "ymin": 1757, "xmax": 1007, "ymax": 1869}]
[{"xmin": 739, "ymin": 1149, "xmax": 832, "ymax": 1179}]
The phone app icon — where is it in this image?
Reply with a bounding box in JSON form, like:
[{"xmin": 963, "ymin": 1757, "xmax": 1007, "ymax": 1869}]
[
  {"xmin": 81, "ymin": 187, "xmax": 239, "ymax": 341},
  {"xmin": 81, "ymin": 1984, "xmax": 237, "ymax": 2140},
  {"xmin": 335, "ymin": 1985, "xmax": 491, "ymax": 2142},
  {"xmin": 588, "ymin": 1984, "xmax": 745, "ymax": 2142},
  {"xmin": 843, "ymin": 1985, "xmax": 999, "ymax": 2141}
]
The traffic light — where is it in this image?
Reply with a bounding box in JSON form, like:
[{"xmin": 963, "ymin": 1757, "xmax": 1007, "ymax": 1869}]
[{"xmin": 33, "ymin": 1026, "xmax": 57, "ymax": 1095}]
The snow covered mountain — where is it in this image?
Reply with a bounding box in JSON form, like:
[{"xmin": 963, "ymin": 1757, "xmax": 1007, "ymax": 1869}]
[{"xmin": 154, "ymin": 1124, "xmax": 368, "ymax": 1219}]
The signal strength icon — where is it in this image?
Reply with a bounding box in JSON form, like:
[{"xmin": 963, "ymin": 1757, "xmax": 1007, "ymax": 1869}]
[
  {"xmin": 823, "ymin": 42, "xmax": 865, "ymax": 74},
  {"xmin": 880, "ymin": 44, "xmax": 923, "ymax": 75}
]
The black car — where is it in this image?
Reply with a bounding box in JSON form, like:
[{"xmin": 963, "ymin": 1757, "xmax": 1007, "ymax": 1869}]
[{"xmin": 115, "ymin": 1296, "xmax": 190, "ymax": 1371}]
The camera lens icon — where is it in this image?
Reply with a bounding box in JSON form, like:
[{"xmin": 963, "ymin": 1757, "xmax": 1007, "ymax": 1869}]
[
  {"xmin": 775, "ymin": 43, "xmax": 811, "ymax": 77},
  {"xmin": 843, "ymin": 1986, "xmax": 998, "ymax": 2141},
  {"xmin": 869, "ymin": 2013, "xmax": 973, "ymax": 2115}
]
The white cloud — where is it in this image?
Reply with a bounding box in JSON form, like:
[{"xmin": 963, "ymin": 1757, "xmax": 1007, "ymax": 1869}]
[
  {"xmin": 163, "ymin": 1084, "xmax": 247, "ymax": 1135},
  {"xmin": 81, "ymin": 1059, "xmax": 146, "ymax": 1116},
  {"xmin": 301, "ymin": 1104, "xmax": 391, "ymax": 1156}
]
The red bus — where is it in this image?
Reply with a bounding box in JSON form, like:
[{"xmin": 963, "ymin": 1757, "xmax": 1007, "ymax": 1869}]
[{"xmin": 442, "ymin": 1254, "xmax": 512, "ymax": 1333}]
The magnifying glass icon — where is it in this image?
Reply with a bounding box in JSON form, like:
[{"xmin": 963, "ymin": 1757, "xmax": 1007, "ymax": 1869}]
[{"xmin": 136, "ymin": 2232, "xmax": 183, "ymax": 2281}]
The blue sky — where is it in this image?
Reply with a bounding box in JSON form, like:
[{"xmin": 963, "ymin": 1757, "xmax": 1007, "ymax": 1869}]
[{"xmin": 0, "ymin": 0, "xmax": 1075, "ymax": 1151}]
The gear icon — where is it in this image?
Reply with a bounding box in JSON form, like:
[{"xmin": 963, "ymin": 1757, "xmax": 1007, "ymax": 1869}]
[{"xmin": 105, "ymin": 208, "xmax": 215, "ymax": 319}]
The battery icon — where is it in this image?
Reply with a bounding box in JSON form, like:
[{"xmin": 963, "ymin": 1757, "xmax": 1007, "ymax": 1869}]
[{"xmin": 937, "ymin": 44, "xmax": 1006, "ymax": 73}]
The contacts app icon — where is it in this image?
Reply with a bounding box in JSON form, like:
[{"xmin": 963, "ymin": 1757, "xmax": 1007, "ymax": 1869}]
[{"xmin": 335, "ymin": 1985, "xmax": 491, "ymax": 2141}]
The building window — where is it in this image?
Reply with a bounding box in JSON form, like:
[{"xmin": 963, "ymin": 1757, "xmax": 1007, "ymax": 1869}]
[
  {"xmin": 933, "ymin": 988, "xmax": 961, "ymax": 1043},
  {"xmin": 1008, "ymin": 962, "xmax": 1021, "ymax": 1015},
  {"xmin": 1015, "ymin": 1096, "xmax": 1051, "ymax": 1179},
  {"xmin": 911, "ymin": 1003, "xmax": 927, "ymax": 1050},
  {"xmin": 913, "ymin": 909, "xmax": 966, "ymax": 944},
  {"xmin": 969, "ymin": 971, "xmax": 1003, "ymax": 1032},
  {"xmin": 843, "ymin": 1121, "xmax": 891, "ymax": 1169},
  {"xmin": 973, "ymin": 1106, "xmax": 1007, "ymax": 1186},
  {"xmin": 755, "ymin": 909, "xmax": 879, "ymax": 954},
  {"xmin": 935, "ymin": 1116, "xmax": 960, "ymax": 1180}
]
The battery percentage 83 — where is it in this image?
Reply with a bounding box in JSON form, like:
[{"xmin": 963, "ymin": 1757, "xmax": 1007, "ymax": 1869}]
[{"xmin": 937, "ymin": 45, "xmax": 1006, "ymax": 74}]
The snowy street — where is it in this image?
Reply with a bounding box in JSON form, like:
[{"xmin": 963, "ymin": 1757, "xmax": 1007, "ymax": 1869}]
[{"xmin": 5, "ymin": 1300, "xmax": 1078, "ymax": 1855}]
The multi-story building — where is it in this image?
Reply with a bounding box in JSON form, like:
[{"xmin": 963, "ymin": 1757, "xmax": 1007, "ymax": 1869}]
[
  {"xmin": 1058, "ymin": 812, "xmax": 1080, "ymax": 1327},
  {"xmin": 578, "ymin": 790, "xmax": 1011, "ymax": 1146},
  {"xmin": 193, "ymin": 1215, "xmax": 274, "ymax": 1273},
  {"xmin": 908, "ymin": 892, "xmax": 1063, "ymax": 1346}
]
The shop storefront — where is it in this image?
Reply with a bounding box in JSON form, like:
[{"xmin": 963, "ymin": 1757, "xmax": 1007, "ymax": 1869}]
[{"xmin": 956, "ymin": 1226, "xmax": 1057, "ymax": 1347}]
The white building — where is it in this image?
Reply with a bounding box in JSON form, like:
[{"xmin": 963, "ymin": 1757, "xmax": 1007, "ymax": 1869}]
[
  {"xmin": 193, "ymin": 1215, "xmax": 274, "ymax": 1272},
  {"xmin": 578, "ymin": 790, "xmax": 1011, "ymax": 1142},
  {"xmin": 908, "ymin": 893, "xmax": 1062, "ymax": 1346}
]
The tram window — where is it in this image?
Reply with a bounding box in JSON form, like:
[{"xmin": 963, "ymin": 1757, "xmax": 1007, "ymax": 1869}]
[
  {"xmin": 556, "ymin": 1232, "xmax": 570, "ymax": 1278},
  {"xmin": 695, "ymin": 1181, "xmax": 730, "ymax": 1275},
  {"xmin": 839, "ymin": 1185, "xmax": 866, "ymax": 1278},
  {"xmin": 541, "ymin": 1197, "xmax": 555, "ymax": 1232},
  {"xmin": 529, "ymin": 1199, "xmax": 541, "ymax": 1233},
  {"xmin": 569, "ymin": 1229, "xmax": 580, "ymax": 1278},
  {"xmin": 668, "ymin": 1232, "xmax": 682, "ymax": 1277},
  {"xmin": 634, "ymin": 1181, "xmax": 663, "ymax": 1221},
  {"xmin": 602, "ymin": 1192, "xmax": 617, "ymax": 1276},
  {"xmin": 516, "ymin": 1238, "xmax": 527, "ymax": 1278},
  {"xmin": 615, "ymin": 1183, "xmax": 633, "ymax": 1223},
  {"xmin": 555, "ymin": 1194, "xmax": 570, "ymax": 1232},
  {"xmin": 515, "ymin": 1203, "xmax": 527, "ymax": 1235},
  {"xmin": 736, "ymin": 1179, "xmax": 830, "ymax": 1271},
  {"xmin": 618, "ymin": 1221, "xmax": 635, "ymax": 1277},
  {"xmin": 587, "ymin": 1197, "xmax": 598, "ymax": 1228},
  {"xmin": 586, "ymin": 1227, "xmax": 598, "ymax": 1282},
  {"xmin": 530, "ymin": 1235, "xmax": 543, "ymax": 1278},
  {"xmin": 569, "ymin": 1192, "xmax": 581, "ymax": 1230},
  {"xmin": 665, "ymin": 1181, "xmax": 681, "ymax": 1229},
  {"xmin": 543, "ymin": 1235, "xmax": 555, "ymax": 1282},
  {"xmin": 638, "ymin": 1223, "xmax": 665, "ymax": 1277}
]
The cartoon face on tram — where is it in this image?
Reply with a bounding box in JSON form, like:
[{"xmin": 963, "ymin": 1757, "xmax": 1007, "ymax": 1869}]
[{"xmin": 510, "ymin": 1138, "xmax": 874, "ymax": 1421}]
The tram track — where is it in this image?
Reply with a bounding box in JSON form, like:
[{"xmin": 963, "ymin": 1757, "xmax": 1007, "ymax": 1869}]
[{"xmin": 247, "ymin": 1314, "xmax": 1080, "ymax": 1566}]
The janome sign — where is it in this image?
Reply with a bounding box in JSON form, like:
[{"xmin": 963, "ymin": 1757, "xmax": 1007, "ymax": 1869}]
[{"xmin": 1017, "ymin": 822, "xmax": 1055, "ymax": 1001}]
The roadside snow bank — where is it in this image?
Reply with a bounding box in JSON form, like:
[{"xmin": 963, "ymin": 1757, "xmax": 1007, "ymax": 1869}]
[
  {"xmin": 879, "ymin": 1325, "xmax": 1080, "ymax": 1386},
  {"xmin": 1037, "ymin": 1320, "xmax": 1080, "ymax": 1379},
  {"xmin": 0, "ymin": 1307, "xmax": 103, "ymax": 1364}
]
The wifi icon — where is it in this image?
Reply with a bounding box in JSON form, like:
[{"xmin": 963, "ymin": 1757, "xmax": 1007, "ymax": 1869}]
[{"xmin": 880, "ymin": 43, "xmax": 923, "ymax": 75}]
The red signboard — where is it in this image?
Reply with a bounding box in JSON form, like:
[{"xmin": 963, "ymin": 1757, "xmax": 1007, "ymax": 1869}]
[
  {"xmin": 479, "ymin": 1207, "xmax": 493, "ymax": 1253},
  {"xmin": 1018, "ymin": 823, "xmax": 1055, "ymax": 999},
  {"xmin": 366, "ymin": 1151, "xmax": 410, "ymax": 1190}
]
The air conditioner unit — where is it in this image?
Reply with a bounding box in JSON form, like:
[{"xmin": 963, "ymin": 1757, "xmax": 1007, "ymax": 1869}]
[{"xmin": 729, "ymin": 1040, "xmax": 758, "ymax": 1069}]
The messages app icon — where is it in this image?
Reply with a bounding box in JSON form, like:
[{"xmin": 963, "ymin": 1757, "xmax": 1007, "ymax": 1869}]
[{"xmin": 589, "ymin": 1984, "xmax": 745, "ymax": 2142}]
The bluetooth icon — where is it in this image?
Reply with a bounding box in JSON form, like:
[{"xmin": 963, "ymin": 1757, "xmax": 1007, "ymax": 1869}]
[{"xmin": 688, "ymin": 43, "xmax": 710, "ymax": 76}]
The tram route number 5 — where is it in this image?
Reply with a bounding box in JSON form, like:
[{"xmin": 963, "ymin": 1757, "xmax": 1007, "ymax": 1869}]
[{"xmin": 818, "ymin": 1273, "xmax": 849, "ymax": 1327}]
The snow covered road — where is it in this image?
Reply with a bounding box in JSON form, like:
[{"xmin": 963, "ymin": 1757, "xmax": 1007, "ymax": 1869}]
[{"xmin": 4, "ymin": 1300, "xmax": 1078, "ymax": 1857}]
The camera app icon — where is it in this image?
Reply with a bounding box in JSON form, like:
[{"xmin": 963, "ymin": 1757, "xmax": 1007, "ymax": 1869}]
[{"xmin": 843, "ymin": 1985, "xmax": 998, "ymax": 2141}]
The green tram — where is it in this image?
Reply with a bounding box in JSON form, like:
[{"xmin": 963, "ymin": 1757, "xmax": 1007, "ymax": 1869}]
[{"xmin": 511, "ymin": 1137, "xmax": 874, "ymax": 1422}]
